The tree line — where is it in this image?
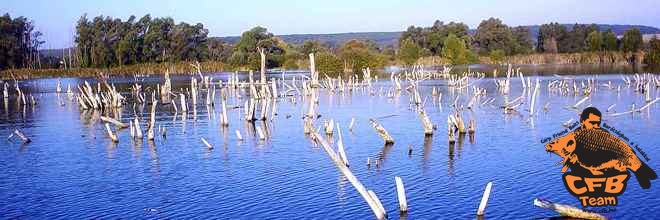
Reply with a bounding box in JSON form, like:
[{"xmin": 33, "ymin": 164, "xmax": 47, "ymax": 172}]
[
  {"xmin": 2, "ymin": 13, "xmax": 660, "ymax": 72},
  {"xmin": 74, "ymin": 14, "xmax": 210, "ymax": 68},
  {"xmin": 0, "ymin": 13, "xmax": 44, "ymax": 70},
  {"xmin": 397, "ymin": 18, "xmax": 652, "ymax": 65}
]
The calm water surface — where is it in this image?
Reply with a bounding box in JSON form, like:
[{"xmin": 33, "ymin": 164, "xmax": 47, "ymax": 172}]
[{"xmin": 1, "ymin": 70, "xmax": 659, "ymax": 219}]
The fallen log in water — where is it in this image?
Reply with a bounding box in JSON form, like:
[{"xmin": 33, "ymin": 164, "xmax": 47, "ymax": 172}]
[
  {"xmin": 311, "ymin": 132, "xmax": 387, "ymax": 220},
  {"xmin": 533, "ymin": 198, "xmax": 606, "ymax": 220},
  {"xmin": 477, "ymin": 181, "xmax": 493, "ymax": 216},
  {"xmin": 395, "ymin": 176, "xmax": 408, "ymax": 213},
  {"xmin": 336, "ymin": 123, "xmax": 349, "ymax": 167},
  {"xmin": 100, "ymin": 116, "xmax": 128, "ymax": 129},
  {"xmin": 201, "ymin": 137, "xmax": 213, "ymax": 149},
  {"xmin": 9, "ymin": 129, "xmax": 31, "ymax": 143}
]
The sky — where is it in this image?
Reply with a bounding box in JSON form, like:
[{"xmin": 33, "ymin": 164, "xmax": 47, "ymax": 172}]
[{"xmin": 5, "ymin": 0, "xmax": 660, "ymax": 49}]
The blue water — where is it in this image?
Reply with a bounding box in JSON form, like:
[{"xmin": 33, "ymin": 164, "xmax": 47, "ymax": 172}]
[{"xmin": 1, "ymin": 72, "xmax": 659, "ymax": 219}]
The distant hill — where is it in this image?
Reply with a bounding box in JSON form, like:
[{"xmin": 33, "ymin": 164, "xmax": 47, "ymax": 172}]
[{"xmin": 216, "ymin": 24, "xmax": 660, "ymax": 47}]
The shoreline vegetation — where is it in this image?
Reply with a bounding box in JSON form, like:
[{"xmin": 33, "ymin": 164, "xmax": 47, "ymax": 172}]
[
  {"xmin": 0, "ymin": 51, "xmax": 652, "ymax": 80},
  {"xmin": 2, "ymin": 13, "xmax": 660, "ymax": 80}
]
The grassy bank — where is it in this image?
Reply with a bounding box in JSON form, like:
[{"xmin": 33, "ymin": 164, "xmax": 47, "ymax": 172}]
[
  {"xmin": 0, "ymin": 61, "xmax": 226, "ymax": 80},
  {"xmin": 410, "ymin": 51, "xmax": 644, "ymax": 66}
]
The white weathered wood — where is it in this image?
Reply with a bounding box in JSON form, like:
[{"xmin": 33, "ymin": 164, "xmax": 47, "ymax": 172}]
[
  {"xmin": 134, "ymin": 117, "xmax": 143, "ymax": 139},
  {"xmin": 395, "ymin": 176, "xmax": 408, "ymax": 213},
  {"xmin": 419, "ymin": 110, "xmax": 433, "ymax": 135},
  {"xmin": 260, "ymin": 48, "xmax": 267, "ymax": 85},
  {"xmin": 368, "ymin": 190, "xmax": 387, "ymax": 218},
  {"xmin": 369, "ymin": 118, "xmax": 394, "ymax": 144},
  {"xmin": 325, "ymin": 119, "xmax": 334, "ymax": 135},
  {"xmin": 221, "ymin": 98, "xmax": 229, "ymax": 126},
  {"xmin": 477, "ymin": 181, "xmax": 493, "ymax": 216},
  {"xmin": 348, "ymin": 117, "xmax": 355, "ymax": 131},
  {"xmin": 11, "ymin": 129, "xmax": 31, "ymax": 143},
  {"xmin": 201, "ymin": 137, "xmax": 213, "ymax": 149},
  {"xmin": 180, "ymin": 94, "xmax": 187, "ymax": 112},
  {"xmin": 312, "ymin": 132, "xmax": 386, "ymax": 220},
  {"xmin": 147, "ymin": 101, "xmax": 158, "ymax": 140},
  {"xmin": 105, "ymin": 123, "xmax": 119, "ymax": 143},
  {"xmin": 100, "ymin": 116, "xmax": 128, "ymax": 128},
  {"xmin": 336, "ymin": 123, "xmax": 349, "ymax": 167}
]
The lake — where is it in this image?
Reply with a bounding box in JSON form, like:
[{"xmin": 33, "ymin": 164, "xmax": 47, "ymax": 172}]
[{"xmin": 1, "ymin": 66, "xmax": 659, "ymax": 219}]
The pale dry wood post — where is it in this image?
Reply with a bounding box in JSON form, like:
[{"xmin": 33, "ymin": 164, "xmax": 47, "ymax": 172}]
[
  {"xmin": 309, "ymin": 53, "xmax": 319, "ymax": 87},
  {"xmin": 180, "ymin": 94, "xmax": 187, "ymax": 112},
  {"xmin": 129, "ymin": 121, "xmax": 135, "ymax": 138},
  {"xmin": 260, "ymin": 47, "xmax": 266, "ymax": 85},
  {"xmin": 395, "ymin": 176, "xmax": 408, "ymax": 213},
  {"xmin": 105, "ymin": 123, "xmax": 119, "ymax": 143},
  {"xmin": 533, "ymin": 198, "xmax": 607, "ymax": 220},
  {"xmin": 11, "ymin": 129, "xmax": 31, "ymax": 143},
  {"xmin": 468, "ymin": 119, "xmax": 475, "ymax": 134},
  {"xmin": 447, "ymin": 116, "xmax": 456, "ymax": 144},
  {"xmin": 367, "ymin": 190, "xmax": 387, "ymax": 218},
  {"xmin": 147, "ymin": 101, "xmax": 158, "ymax": 140},
  {"xmin": 271, "ymin": 80, "xmax": 278, "ymax": 99},
  {"xmin": 100, "ymin": 116, "xmax": 128, "ymax": 129},
  {"xmin": 312, "ymin": 132, "xmax": 386, "ymax": 220},
  {"xmin": 134, "ymin": 117, "xmax": 143, "ymax": 139},
  {"xmin": 336, "ymin": 123, "xmax": 349, "ymax": 167},
  {"xmin": 201, "ymin": 137, "xmax": 213, "ymax": 149},
  {"xmin": 324, "ymin": 119, "xmax": 334, "ymax": 135},
  {"xmin": 221, "ymin": 98, "xmax": 229, "ymax": 126},
  {"xmin": 348, "ymin": 117, "xmax": 355, "ymax": 132},
  {"xmin": 249, "ymin": 70, "xmax": 255, "ymax": 97},
  {"xmin": 477, "ymin": 181, "xmax": 493, "ymax": 216},
  {"xmin": 419, "ymin": 110, "xmax": 433, "ymax": 135},
  {"xmin": 455, "ymin": 112, "xmax": 466, "ymax": 134},
  {"xmin": 369, "ymin": 118, "xmax": 394, "ymax": 144},
  {"xmin": 4, "ymin": 83, "xmax": 9, "ymax": 98}
]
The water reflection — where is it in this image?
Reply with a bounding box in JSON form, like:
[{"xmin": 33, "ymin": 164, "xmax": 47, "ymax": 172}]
[
  {"xmin": 448, "ymin": 142, "xmax": 455, "ymax": 177},
  {"xmin": 422, "ymin": 135, "xmax": 433, "ymax": 173}
]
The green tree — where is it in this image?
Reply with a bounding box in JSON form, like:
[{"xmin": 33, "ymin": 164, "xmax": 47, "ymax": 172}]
[
  {"xmin": 511, "ymin": 26, "xmax": 533, "ymax": 54},
  {"xmin": 441, "ymin": 34, "xmax": 469, "ymax": 64},
  {"xmin": 561, "ymin": 24, "xmax": 598, "ymax": 53},
  {"xmin": 586, "ymin": 30, "xmax": 603, "ymax": 52},
  {"xmin": 489, "ymin": 49, "xmax": 505, "ymax": 64},
  {"xmin": 230, "ymin": 26, "xmax": 285, "ymax": 69},
  {"xmin": 398, "ymin": 38, "xmax": 421, "ymax": 65},
  {"xmin": 645, "ymin": 37, "xmax": 660, "ymax": 67},
  {"xmin": 621, "ymin": 28, "xmax": 643, "ymax": 52},
  {"xmin": 339, "ymin": 39, "xmax": 385, "ymax": 75},
  {"xmin": 537, "ymin": 22, "xmax": 567, "ymax": 53},
  {"xmin": 473, "ymin": 17, "xmax": 515, "ymax": 55},
  {"xmin": 400, "ymin": 20, "xmax": 469, "ymax": 56},
  {"xmin": 315, "ymin": 52, "xmax": 343, "ymax": 75},
  {"xmin": 602, "ymin": 29, "xmax": 618, "ymax": 51},
  {"xmin": 0, "ymin": 13, "xmax": 43, "ymax": 69}
]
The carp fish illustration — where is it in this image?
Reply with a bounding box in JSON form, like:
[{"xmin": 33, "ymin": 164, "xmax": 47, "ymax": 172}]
[{"xmin": 545, "ymin": 126, "xmax": 657, "ymax": 189}]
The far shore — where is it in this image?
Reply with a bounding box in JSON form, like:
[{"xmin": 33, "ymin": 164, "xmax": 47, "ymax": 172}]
[{"xmin": 0, "ymin": 52, "xmax": 654, "ymax": 81}]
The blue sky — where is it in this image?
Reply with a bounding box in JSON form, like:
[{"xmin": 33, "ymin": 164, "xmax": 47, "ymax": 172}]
[{"xmin": 5, "ymin": 0, "xmax": 660, "ymax": 49}]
